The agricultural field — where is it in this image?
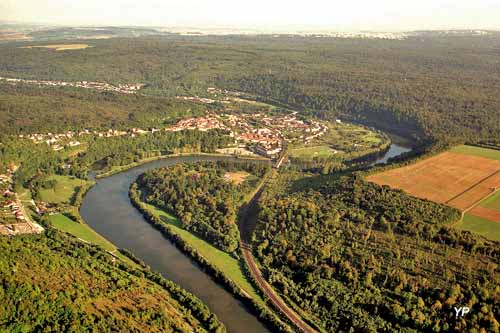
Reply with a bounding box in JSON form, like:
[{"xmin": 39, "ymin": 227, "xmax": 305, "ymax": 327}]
[
  {"xmin": 456, "ymin": 214, "xmax": 500, "ymax": 242},
  {"xmin": 468, "ymin": 206, "xmax": 500, "ymax": 223},
  {"xmin": 38, "ymin": 175, "xmax": 91, "ymax": 204},
  {"xmin": 367, "ymin": 146, "xmax": 500, "ymax": 210},
  {"xmin": 478, "ymin": 190, "xmax": 500, "ymax": 210},
  {"xmin": 289, "ymin": 145, "xmax": 337, "ymax": 159},
  {"xmin": 451, "ymin": 144, "xmax": 500, "ymax": 161},
  {"xmin": 367, "ymin": 145, "xmax": 500, "ymax": 241}
]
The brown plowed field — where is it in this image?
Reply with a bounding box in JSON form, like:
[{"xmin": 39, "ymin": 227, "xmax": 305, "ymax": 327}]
[
  {"xmin": 367, "ymin": 152, "xmax": 500, "ymax": 211},
  {"xmin": 469, "ymin": 206, "xmax": 500, "ymax": 223},
  {"xmin": 447, "ymin": 172, "xmax": 500, "ymax": 210}
]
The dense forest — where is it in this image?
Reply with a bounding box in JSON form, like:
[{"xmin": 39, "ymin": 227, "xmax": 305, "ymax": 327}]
[
  {"xmin": 0, "ymin": 230, "xmax": 225, "ymax": 333},
  {"xmin": 0, "ymin": 83, "xmax": 205, "ymax": 134},
  {"xmin": 1, "ymin": 34, "xmax": 499, "ymax": 144},
  {"xmin": 253, "ymin": 171, "xmax": 500, "ymax": 332},
  {"xmin": 136, "ymin": 161, "xmax": 270, "ymax": 253}
]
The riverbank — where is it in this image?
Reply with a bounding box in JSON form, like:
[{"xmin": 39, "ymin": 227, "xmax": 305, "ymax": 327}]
[
  {"xmin": 129, "ymin": 183, "xmax": 293, "ymax": 333},
  {"xmin": 94, "ymin": 152, "xmax": 269, "ymax": 179}
]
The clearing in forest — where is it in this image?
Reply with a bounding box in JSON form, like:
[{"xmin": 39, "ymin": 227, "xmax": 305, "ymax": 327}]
[
  {"xmin": 224, "ymin": 171, "xmax": 250, "ymax": 185},
  {"xmin": 21, "ymin": 44, "xmax": 91, "ymax": 51},
  {"xmin": 289, "ymin": 145, "xmax": 337, "ymax": 159},
  {"xmin": 367, "ymin": 146, "xmax": 500, "ymax": 212},
  {"xmin": 38, "ymin": 175, "xmax": 91, "ymax": 204}
]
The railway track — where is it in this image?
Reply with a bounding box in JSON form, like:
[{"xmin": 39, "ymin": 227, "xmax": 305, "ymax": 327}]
[{"xmin": 239, "ymin": 149, "xmax": 317, "ymax": 333}]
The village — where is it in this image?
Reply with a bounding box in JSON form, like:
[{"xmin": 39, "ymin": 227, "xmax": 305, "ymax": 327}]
[
  {"xmin": 1, "ymin": 86, "xmax": 343, "ymax": 239},
  {"xmin": 173, "ymin": 88, "xmax": 328, "ymax": 157},
  {"xmin": 19, "ymin": 82, "xmax": 329, "ymax": 159},
  {"xmin": 0, "ymin": 164, "xmax": 44, "ymax": 236},
  {"xmin": 167, "ymin": 110, "xmax": 328, "ymax": 158},
  {"xmin": 20, "ymin": 108, "xmax": 327, "ymax": 160},
  {"xmin": 0, "ymin": 76, "xmax": 144, "ymax": 94}
]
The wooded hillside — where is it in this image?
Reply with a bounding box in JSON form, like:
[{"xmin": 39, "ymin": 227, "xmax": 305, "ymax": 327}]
[{"xmin": 0, "ymin": 230, "xmax": 225, "ymax": 333}]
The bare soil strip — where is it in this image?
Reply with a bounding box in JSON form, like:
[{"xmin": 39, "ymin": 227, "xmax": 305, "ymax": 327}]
[
  {"xmin": 447, "ymin": 170, "xmax": 500, "ymax": 211},
  {"xmin": 469, "ymin": 206, "xmax": 500, "ymax": 223},
  {"xmin": 20, "ymin": 44, "xmax": 91, "ymax": 51}
]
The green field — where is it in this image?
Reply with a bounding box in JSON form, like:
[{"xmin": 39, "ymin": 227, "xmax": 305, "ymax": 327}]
[
  {"xmin": 289, "ymin": 122, "xmax": 387, "ymax": 162},
  {"xmin": 479, "ymin": 191, "xmax": 500, "ymax": 210},
  {"xmin": 58, "ymin": 143, "xmax": 88, "ymax": 159},
  {"xmin": 38, "ymin": 175, "xmax": 90, "ymax": 203},
  {"xmin": 49, "ymin": 214, "xmax": 116, "ymax": 251},
  {"xmin": 455, "ymin": 214, "xmax": 500, "ymax": 242},
  {"xmin": 144, "ymin": 202, "xmax": 264, "ymax": 303},
  {"xmin": 451, "ymin": 145, "xmax": 500, "ymax": 161},
  {"xmin": 290, "ymin": 145, "xmax": 337, "ymax": 159}
]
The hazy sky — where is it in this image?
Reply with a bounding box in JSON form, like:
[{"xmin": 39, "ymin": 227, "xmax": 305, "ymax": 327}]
[{"xmin": 1, "ymin": 0, "xmax": 499, "ymax": 31}]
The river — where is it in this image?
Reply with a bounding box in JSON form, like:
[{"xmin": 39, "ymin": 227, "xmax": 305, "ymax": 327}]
[
  {"xmin": 80, "ymin": 155, "xmax": 272, "ymax": 333},
  {"xmin": 370, "ymin": 143, "xmax": 412, "ymax": 165},
  {"xmin": 80, "ymin": 142, "xmax": 411, "ymax": 333}
]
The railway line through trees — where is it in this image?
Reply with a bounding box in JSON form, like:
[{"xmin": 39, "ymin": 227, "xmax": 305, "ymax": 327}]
[{"xmin": 239, "ymin": 150, "xmax": 317, "ymax": 333}]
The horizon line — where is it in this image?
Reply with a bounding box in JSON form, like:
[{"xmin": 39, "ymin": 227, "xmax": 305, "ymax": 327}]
[{"xmin": 1, "ymin": 20, "xmax": 500, "ymax": 34}]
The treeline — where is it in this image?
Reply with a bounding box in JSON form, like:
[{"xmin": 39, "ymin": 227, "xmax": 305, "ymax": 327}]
[
  {"xmin": 1, "ymin": 129, "xmax": 231, "ymax": 192},
  {"xmin": 71, "ymin": 129, "xmax": 232, "ymax": 177},
  {"xmin": 0, "ymin": 230, "xmax": 225, "ymax": 333},
  {"xmin": 136, "ymin": 161, "xmax": 270, "ymax": 253},
  {"xmin": 252, "ymin": 171, "xmax": 500, "ymax": 332}
]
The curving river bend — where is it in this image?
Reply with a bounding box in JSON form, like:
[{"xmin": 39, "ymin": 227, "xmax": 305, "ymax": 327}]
[
  {"xmin": 81, "ymin": 155, "xmax": 272, "ymax": 333},
  {"xmin": 80, "ymin": 144, "xmax": 411, "ymax": 333}
]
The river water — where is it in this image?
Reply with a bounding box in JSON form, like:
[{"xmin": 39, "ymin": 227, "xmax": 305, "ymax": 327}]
[
  {"xmin": 80, "ymin": 155, "xmax": 272, "ymax": 333},
  {"xmin": 370, "ymin": 143, "xmax": 412, "ymax": 165}
]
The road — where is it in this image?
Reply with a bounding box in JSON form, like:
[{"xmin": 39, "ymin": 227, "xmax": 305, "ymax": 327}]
[
  {"xmin": 447, "ymin": 170, "xmax": 500, "ymax": 226},
  {"xmin": 239, "ymin": 151, "xmax": 317, "ymax": 333}
]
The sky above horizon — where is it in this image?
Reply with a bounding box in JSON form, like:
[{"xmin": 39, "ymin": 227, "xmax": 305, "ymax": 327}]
[{"xmin": 1, "ymin": 0, "xmax": 499, "ymax": 31}]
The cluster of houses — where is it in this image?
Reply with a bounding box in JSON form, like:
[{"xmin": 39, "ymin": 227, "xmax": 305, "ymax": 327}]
[
  {"xmin": 0, "ymin": 76, "xmax": 144, "ymax": 94},
  {"xmin": 176, "ymin": 95, "xmax": 217, "ymax": 104},
  {"xmin": 21, "ymin": 128, "xmax": 157, "ymax": 151},
  {"xmin": 21, "ymin": 130, "xmax": 87, "ymax": 151},
  {"xmin": 167, "ymin": 116, "xmax": 229, "ymax": 132},
  {"xmin": 222, "ymin": 114, "xmax": 282, "ymax": 157},
  {"xmin": 4, "ymin": 199, "xmax": 25, "ymax": 221},
  {"xmin": 206, "ymin": 87, "xmax": 242, "ymax": 96},
  {"xmin": 0, "ymin": 166, "xmax": 44, "ymax": 235},
  {"xmin": 165, "ymin": 109, "xmax": 329, "ymax": 158},
  {"xmin": 254, "ymin": 112, "xmax": 328, "ymax": 143},
  {"xmin": 0, "ymin": 166, "xmax": 23, "ymax": 221}
]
